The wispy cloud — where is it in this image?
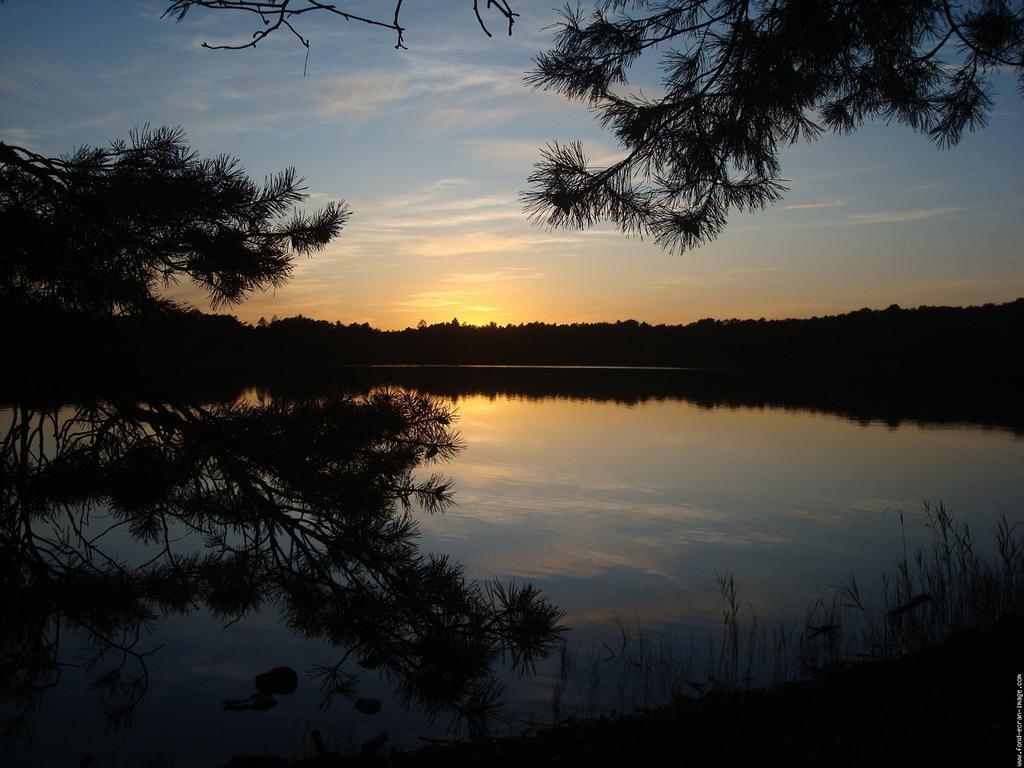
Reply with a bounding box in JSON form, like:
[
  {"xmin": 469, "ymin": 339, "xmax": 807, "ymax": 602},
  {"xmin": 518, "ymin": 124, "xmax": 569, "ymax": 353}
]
[
  {"xmin": 353, "ymin": 207, "xmax": 519, "ymax": 236},
  {"xmin": 460, "ymin": 138, "xmax": 542, "ymax": 167},
  {"xmin": 406, "ymin": 232, "xmax": 572, "ymax": 258},
  {"xmin": 326, "ymin": 175, "xmax": 587, "ymax": 269},
  {"xmin": 441, "ymin": 268, "xmax": 544, "ymax": 284},
  {"xmin": 462, "ymin": 137, "xmax": 627, "ymax": 170},
  {"xmin": 401, "ymin": 57, "xmax": 524, "ymax": 99},
  {"xmin": 347, "ymin": 178, "xmax": 526, "ymax": 233},
  {"xmin": 0, "ymin": 71, "xmax": 28, "ymax": 97},
  {"xmin": 423, "ymin": 105, "xmax": 522, "ymax": 132},
  {"xmin": 385, "ymin": 208, "xmax": 526, "ymax": 230},
  {"xmin": 369, "ymin": 178, "xmax": 474, "ymax": 210},
  {"xmin": 315, "ymin": 56, "xmax": 527, "ymax": 128},
  {"xmin": 644, "ymin": 274, "xmax": 710, "ymax": 290},
  {"xmin": 0, "ymin": 127, "xmax": 38, "ymax": 148},
  {"xmin": 851, "ymin": 207, "xmax": 966, "ymax": 224},
  {"xmin": 395, "ymin": 291, "xmax": 466, "ymax": 309},
  {"xmin": 318, "ymin": 73, "xmax": 410, "ymax": 118},
  {"xmin": 642, "ymin": 265, "xmax": 786, "ymax": 292},
  {"xmin": 784, "ymin": 197, "xmax": 845, "ymax": 210}
]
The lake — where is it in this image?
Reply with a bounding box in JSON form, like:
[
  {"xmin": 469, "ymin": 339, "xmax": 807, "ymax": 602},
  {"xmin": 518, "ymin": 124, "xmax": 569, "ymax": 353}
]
[{"xmin": 3, "ymin": 367, "xmax": 1022, "ymax": 766}]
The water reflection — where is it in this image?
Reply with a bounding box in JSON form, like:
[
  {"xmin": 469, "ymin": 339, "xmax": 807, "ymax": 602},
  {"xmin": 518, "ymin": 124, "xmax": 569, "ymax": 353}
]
[
  {"xmin": 412, "ymin": 391, "xmax": 1024, "ymax": 633},
  {"xmin": 3, "ymin": 368, "xmax": 1022, "ymax": 761},
  {"xmin": 259, "ymin": 365, "xmax": 1024, "ymax": 434},
  {"xmin": 0, "ymin": 392, "xmax": 563, "ymax": 753}
]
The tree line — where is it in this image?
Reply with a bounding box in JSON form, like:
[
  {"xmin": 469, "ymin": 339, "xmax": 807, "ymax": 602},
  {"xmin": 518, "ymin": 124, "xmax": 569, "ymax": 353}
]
[{"xmin": 7, "ymin": 299, "xmax": 1021, "ymax": 401}]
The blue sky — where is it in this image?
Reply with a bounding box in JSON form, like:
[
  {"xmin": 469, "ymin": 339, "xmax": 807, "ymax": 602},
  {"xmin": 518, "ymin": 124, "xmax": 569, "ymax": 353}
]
[{"xmin": 2, "ymin": 0, "xmax": 1022, "ymax": 328}]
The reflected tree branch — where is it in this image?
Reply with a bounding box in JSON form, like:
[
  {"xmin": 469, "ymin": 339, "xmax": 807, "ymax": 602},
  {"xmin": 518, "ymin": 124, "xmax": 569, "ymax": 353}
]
[{"xmin": 0, "ymin": 390, "xmax": 564, "ymax": 744}]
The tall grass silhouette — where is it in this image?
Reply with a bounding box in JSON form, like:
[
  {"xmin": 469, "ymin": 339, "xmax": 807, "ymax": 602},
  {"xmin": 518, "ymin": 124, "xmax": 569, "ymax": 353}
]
[{"xmin": 548, "ymin": 502, "xmax": 1023, "ymax": 721}]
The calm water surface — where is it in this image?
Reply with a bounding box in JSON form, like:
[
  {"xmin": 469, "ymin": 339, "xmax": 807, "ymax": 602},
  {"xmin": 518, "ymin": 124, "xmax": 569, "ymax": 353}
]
[
  {"xmin": 428, "ymin": 393, "xmax": 1022, "ymax": 627},
  {"xmin": 5, "ymin": 371, "xmax": 1023, "ymax": 766}
]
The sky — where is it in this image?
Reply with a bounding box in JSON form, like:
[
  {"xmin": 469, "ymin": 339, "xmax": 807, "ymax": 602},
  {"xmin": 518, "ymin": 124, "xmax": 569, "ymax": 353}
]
[{"xmin": 2, "ymin": 0, "xmax": 1022, "ymax": 329}]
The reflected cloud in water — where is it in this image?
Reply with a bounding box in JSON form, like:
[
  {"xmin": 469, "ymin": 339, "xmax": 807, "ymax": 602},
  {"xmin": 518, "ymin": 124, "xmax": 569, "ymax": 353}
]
[{"xmin": 412, "ymin": 391, "xmax": 1024, "ymax": 637}]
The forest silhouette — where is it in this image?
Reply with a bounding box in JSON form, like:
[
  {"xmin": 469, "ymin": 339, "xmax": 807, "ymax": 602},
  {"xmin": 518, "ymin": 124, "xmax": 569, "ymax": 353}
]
[
  {"xmin": 6, "ymin": 298, "xmax": 1021, "ymax": 407},
  {"xmin": 10, "ymin": 298, "xmax": 1023, "ymax": 374}
]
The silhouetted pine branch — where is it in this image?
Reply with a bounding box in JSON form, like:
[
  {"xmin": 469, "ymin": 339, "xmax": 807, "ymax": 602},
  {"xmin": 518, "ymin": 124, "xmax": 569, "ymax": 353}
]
[
  {"xmin": 0, "ymin": 126, "xmax": 350, "ymax": 314},
  {"xmin": 524, "ymin": 0, "xmax": 1024, "ymax": 252}
]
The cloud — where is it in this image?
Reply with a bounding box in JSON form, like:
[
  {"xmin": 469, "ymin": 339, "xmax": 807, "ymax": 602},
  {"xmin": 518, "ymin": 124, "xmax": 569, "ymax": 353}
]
[
  {"xmin": 395, "ymin": 291, "xmax": 466, "ymax": 310},
  {"xmin": 336, "ymin": 173, "xmax": 625, "ymax": 265},
  {"xmin": 401, "ymin": 57, "xmax": 524, "ymax": 99},
  {"xmin": 724, "ymin": 266, "xmax": 789, "ymax": 277},
  {"xmin": 385, "ymin": 207, "xmax": 526, "ymax": 230},
  {"xmin": 462, "ymin": 137, "xmax": 628, "ymax": 169},
  {"xmin": 644, "ymin": 275, "xmax": 710, "ymax": 290},
  {"xmin": 423, "ymin": 105, "xmax": 523, "ymax": 132},
  {"xmin": 406, "ymin": 232, "xmax": 572, "ymax": 258},
  {"xmin": 784, "ymin": 197, "xmax": 846, "ymax": 210},
  {"xmin": 346, "ymin": 178, "xmax": 526, "ymax": 233},
  {"xmin": 441, "ymin": 268, "xmax": 544, "ymax": 284},
  {"xmin": 315, "ymin": 57, "xmax": 526, "ymax": 127},
  {"xmin": 457, "ymin": 137, "xmax": 633, "ymax": 202},
  {"xmin": 850, "ymin": 207, "xmax": 966, "ymax": 224},
  {"xmin": 366, "ymin": 177, "xmax": 474, "ymax": 211},
  {"xmin": 642, "ymin": 266, "xmax": 786, "ymax": 291},
  {"xmin": 0, "ymin": 72, "xmax": 28, "ymax": 97},
  {"xmin": 0, "ymin": 127, "xmax": 37, "ymax": 148},
  {"xmin": 318, "ymin": 73, "xmax": 410, "ymax": 117},
  {"xmin": 460, "ymin": 138, "xmax": 543, "ymax": 167}
]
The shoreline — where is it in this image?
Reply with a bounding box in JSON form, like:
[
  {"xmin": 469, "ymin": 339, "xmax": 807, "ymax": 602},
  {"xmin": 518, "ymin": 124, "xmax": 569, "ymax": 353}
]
[{"xmin": 228, "ymin": 616, "xmax": 1021, "ymax": 767}]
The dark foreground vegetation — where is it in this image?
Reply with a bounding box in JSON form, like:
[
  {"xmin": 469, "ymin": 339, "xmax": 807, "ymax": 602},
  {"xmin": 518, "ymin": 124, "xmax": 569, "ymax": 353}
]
[
  {"xmin": 365, "ymin": 619, "xmax": 1019, "ymax": 767},
  {"xmin": 289, "ymin": 619, "xmax": 1018, "ymax": 767},
  {"xmin": 226, "ymin": 505, "xmax": 1024, "ymax": 767}
]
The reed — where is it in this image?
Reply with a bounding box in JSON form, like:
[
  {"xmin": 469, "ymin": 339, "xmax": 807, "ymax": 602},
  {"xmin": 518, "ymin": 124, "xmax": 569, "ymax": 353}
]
[{"xmin": 549, "ymin": 503, "xmax": 1024, "ymax": 722}]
